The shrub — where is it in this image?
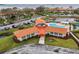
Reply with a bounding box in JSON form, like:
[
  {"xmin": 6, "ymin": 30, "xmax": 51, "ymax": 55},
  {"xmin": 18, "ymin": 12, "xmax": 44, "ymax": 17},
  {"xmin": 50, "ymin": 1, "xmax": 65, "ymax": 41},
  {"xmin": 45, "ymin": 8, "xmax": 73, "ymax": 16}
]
[
  {"xmin": 0, "ymin": 32, "xmax": 13, "ymax": 36},
  {"xmin": 18, "ymin": 26, "xmax": 25, "ymax": 29}
]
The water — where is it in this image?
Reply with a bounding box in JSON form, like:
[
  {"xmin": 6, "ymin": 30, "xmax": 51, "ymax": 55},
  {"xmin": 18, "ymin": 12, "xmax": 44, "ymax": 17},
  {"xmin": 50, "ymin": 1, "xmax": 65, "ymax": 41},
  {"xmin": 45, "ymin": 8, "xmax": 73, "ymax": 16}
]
[
  {"xmin": 47, "ymin": 23, "xmax": 65, "ymax": 28},
  {"xmin": 0, "ymin": 35, "xmax": 5, "ymax": 39}
]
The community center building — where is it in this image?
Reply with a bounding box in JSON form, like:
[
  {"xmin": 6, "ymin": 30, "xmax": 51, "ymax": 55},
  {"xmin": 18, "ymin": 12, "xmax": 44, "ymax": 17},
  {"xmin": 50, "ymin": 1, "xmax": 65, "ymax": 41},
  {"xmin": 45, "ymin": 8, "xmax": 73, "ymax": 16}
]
[{"xmin": 13, "ymin": 18, "xmax": 69, "ymax": 44}]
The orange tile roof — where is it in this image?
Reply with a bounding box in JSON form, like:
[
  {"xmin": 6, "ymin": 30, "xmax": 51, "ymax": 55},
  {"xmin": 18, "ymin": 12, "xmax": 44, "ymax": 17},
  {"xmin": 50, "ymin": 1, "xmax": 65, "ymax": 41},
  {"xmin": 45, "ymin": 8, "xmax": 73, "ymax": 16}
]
[
  {"xmin": 49, "ymin": 8, "xmax": 66, "ymax": 11},
  {"xmin": 14, "ymin": 26, "xmax": 67, "ymax": 38},
  {"xmin": 46, "ymin": 26, "xmax": 67, "ymax": 34},
  {"xmin": 14, "ymin": 26, "xmax": 38, "ymax": 38},
  {"xmin": 35, "ymin": 18, "xmax": 45, "ymax": 24},
  {"xmin": 36, "ymin": 27, "xmax": 46, "ymax": 36},
  {"xmin": 0, "ymin": 12, "xmax": 16, "ymax": 15}
]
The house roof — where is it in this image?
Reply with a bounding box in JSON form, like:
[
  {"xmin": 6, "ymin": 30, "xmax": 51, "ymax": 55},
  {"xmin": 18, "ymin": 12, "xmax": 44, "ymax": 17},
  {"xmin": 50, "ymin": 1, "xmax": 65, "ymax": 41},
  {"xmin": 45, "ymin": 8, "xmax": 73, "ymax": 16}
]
[
  {"xmin": 14, "ymin": 26, "xmax": 38, "ymax": 38},
  {"xmin": 46, "ymin": 26, "xmax": 67, "ymax": 34},
  {"xmin": 0, "ymin": 12, "xmax": 16, "ymax": 15},
  {"xmin": 48, "ymin": 8, "xmax": 74, "ymax": 12},
  {"xmin": 14, "ymin": 26, "xmax": 67, "ymax": 38},
  {"xmin": 35, "ymin": 18, "xmax": 45, "ymax": 24}
]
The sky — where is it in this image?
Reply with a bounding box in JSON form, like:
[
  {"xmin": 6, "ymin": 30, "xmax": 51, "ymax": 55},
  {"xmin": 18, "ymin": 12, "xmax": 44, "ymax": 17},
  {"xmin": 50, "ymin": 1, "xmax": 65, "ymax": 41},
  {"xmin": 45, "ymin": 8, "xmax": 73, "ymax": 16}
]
[{"xmin": 0, "ymin": 4, "xmax": 79, "ymax": 9}]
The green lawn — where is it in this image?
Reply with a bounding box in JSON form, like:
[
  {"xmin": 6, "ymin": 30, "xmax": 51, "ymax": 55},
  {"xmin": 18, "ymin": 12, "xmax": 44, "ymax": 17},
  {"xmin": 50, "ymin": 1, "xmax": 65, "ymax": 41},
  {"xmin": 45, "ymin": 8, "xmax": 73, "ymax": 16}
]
[
  {"xmin": 0, "ymin": 34, "xmax": 78, "ymax": 53},
  {"xmin": 74, "ymin": 33, "xmax": 79, "ymax": 38},
  {"xmin": 75, "ymin": 33, "xmax": 79, "ymax": 37},
  {"xmin": 45, "ymin": 35, "xmax": 78, "ymax": 49},
  {"xmin": 22, "ymin": 23, "xmax": 35, "ymax": 28},
  {"xmin": 0, "ymin": 28, "xmax": 18, "ymax": 35},
  {"xmin": 0, "ymin": 35, "xmax": 38, "ymax": 52},
  {"xmin": 73, "ymin": 30, "xmax": 79, "ymax": 38},
  {"xmin": 0, "ymin": 35, "xmax": 39, "ymax": 52}
]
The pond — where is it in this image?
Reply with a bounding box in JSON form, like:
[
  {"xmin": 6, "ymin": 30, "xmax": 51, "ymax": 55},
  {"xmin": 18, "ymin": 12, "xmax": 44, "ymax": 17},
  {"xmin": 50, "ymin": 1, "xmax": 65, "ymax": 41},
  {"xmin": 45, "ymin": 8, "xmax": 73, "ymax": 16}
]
[{"xmin": 0, "ymin": 35, "xmax": 5, "ymax": 39}]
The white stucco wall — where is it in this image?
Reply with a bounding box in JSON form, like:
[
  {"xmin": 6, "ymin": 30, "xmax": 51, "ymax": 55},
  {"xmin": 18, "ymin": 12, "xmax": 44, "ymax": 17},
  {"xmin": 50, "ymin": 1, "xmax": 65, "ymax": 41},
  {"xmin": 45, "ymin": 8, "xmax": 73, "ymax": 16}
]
[
  {"xmin": 49, "ymin": 32, "xmax": 65, "ymax": 37},
  {"xmin": 34, "ymin": 32, "xmax": 38, "ymax": 36},
  {"xmin": 17, "ymin": 38, "xmax": 23, "ymax": 41}
]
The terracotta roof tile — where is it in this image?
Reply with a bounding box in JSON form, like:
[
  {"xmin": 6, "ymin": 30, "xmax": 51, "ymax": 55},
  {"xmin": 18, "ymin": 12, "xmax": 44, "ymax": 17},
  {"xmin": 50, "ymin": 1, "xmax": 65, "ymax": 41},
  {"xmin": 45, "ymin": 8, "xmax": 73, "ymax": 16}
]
[
  {"xmin": 46, "ymin": 26, "xmax": 67, "ymax": 34},
  {"xmin": 14, "ymin": 26, "xmax": 38, "ymax": 38},
  {"xmin": 14, "ymin": 26, "xmax": 67, "ymax": 38},
  {"xmin": 35, "ymin": 18, "xmax": 45, "ymax": 24}
]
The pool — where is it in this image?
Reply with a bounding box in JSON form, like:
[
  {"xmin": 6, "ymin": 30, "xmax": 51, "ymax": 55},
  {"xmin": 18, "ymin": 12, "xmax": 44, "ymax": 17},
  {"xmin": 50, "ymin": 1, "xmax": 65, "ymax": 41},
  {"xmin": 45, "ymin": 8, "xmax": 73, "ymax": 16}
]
[{"xmin": 47, "ymin": 23, "xmax": 65, "ymax": 28}]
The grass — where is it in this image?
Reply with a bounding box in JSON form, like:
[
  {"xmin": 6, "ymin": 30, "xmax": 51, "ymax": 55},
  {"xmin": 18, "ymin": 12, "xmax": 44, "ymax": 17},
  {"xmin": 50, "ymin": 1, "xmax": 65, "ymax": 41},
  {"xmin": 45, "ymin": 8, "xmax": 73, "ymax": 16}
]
[
  {"xmin": 73, "ymin": 30, "xmax": 79, "ymax": 38},
  {"xmin": 0, "ymin": 35, "xmax": 39, "ymax": 52},
  {"xmin": 22, "ymin": 23, "xmax": 35, "ymax": 28},
  {"xmin": 0, "ymin": 35, "xmax": 15, "ymax": 52},
  {"xmin": 71, "ymin": 22, "xmax": 79, "ymax": 25},
  {"xmin": 0, "ymin": 35, "xmax": 78, "ymax": 53},
  {"xmin": 45, "ymin": 35, "xmax": 78, "ymax": 49},
  {"xmin": 0, "ymin": 28, "xmax": 18, "ymax": 35},
  {"xmin": 0, "ymin": 24, "xmax": 35, "ymax": 52},
  {"xmin": 74, "ymin": 33, "xmax": 79, "ymax": 38},
  {"xmin": 75, "ymin": 33, "xmax": 79, "ymax": 37}
]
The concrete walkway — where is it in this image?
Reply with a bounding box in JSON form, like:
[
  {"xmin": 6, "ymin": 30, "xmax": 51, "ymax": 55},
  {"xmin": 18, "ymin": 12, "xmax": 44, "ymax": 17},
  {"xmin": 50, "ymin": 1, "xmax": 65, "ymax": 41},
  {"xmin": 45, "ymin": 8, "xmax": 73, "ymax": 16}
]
[{"xmin": 39, "ymin": 36, "xmax": 45, "ymax": 44}]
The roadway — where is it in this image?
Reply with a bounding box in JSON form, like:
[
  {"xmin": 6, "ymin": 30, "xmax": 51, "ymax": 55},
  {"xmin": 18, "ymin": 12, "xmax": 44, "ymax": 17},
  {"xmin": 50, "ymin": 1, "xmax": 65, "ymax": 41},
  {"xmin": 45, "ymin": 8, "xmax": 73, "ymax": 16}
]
[{"xmin": 0, "ymin": 16, "xmax": 41, "ymax": 30}]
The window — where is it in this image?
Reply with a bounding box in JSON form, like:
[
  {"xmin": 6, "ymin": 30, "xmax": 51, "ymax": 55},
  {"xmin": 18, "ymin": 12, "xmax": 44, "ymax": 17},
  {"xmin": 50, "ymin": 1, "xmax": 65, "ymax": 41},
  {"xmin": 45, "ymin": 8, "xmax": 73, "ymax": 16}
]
[
  {"xmin": 49, "ymin": 32, "xmax": 53, "ymax": 35},
  {"xmin": 27, "ymin": 35, "xmax": 30, "ymax": 38},
  {"xmin": 54, "ymin": 32, "xmax": 58, "ymax": 35},
  {"xmin": 59, "ymin": 33, "xmax": 63, "ymax": 37},
  {"xmin": 51, "ymin": 32, "xmax": 53, "ymax": 34},
  {"xmin": 31, "ymin": 33, "xmax": 34, "ymax": 36},
  {"xmin": 59, "ymin": 33, "xmax": 62, "ymax": 36},
  {"xmin": 22, "ymin": 35, "xmax": 26, "ymax": 39}
]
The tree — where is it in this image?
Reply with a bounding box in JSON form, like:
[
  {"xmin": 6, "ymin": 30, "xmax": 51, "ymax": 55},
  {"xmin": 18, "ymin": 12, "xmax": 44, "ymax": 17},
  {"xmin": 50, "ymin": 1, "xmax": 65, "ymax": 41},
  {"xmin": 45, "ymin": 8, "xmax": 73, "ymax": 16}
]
[
  {"xmin": 74, "ymin": 8, "xmax": 79, "ymax": 14},
  {"xmin": 35, "ymin": 6, "xmax": 45, "ymax": 15},
  {"xmin": 23, "ymin": 8, "xmax": 34, "ymax": 19},
  {"xmin": 63, "ymin": 11, "xmax": 69, "ymax": 15}
]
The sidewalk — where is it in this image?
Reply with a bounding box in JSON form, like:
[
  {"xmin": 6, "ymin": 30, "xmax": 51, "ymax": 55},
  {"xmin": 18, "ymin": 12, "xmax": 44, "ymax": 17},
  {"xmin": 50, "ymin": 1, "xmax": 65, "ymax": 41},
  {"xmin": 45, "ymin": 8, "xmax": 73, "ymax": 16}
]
[{"xmin": 39, "ymin": 36, "xmax": 45, "ymax": 44}]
